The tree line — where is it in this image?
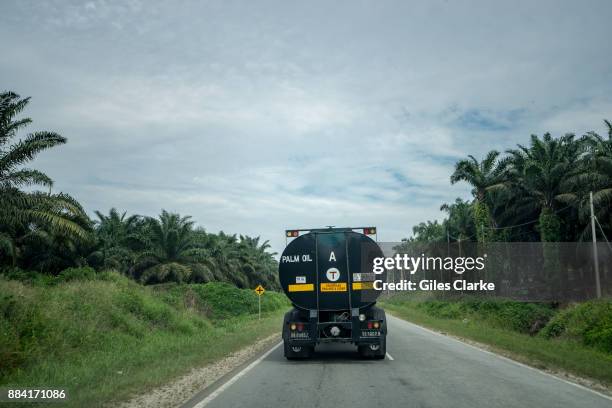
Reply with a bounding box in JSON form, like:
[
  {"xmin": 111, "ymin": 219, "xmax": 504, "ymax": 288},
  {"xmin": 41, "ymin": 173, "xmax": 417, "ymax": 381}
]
[
  {"xmin": 410, "ymin": 122, "xmax": 612, "ymax": 243},
  {"xmin": 0, "ymin": 91, "xmax": 279, "ymax": 289}
]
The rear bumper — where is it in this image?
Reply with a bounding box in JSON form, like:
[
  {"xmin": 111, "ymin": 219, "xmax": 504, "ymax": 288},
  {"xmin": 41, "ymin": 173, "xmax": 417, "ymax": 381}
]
[
  {"xmin": 282, "ymin": 307, "xmax": 387, "ymax": 347},
  {"xmin": 284, "ymin": 336, "xmax": 383, "ymax": 346},
  {"xmin": 284, "ymin": 325, "xmax": 384, "ymax": 346}
]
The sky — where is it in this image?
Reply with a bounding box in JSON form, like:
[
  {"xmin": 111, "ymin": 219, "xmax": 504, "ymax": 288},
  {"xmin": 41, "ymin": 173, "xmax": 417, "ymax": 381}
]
[{"xmin": 1, "ymin": 0, "xmax": 612, "ymax": 254}]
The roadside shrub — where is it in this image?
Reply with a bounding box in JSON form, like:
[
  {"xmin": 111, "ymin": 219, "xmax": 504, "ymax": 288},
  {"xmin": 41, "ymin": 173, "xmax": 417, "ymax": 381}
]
[
  {"xmin": 260, "ymin": 290, "xmax": 290, "ymax": 312},
  {"xmin": 1, "ymin": 266, "xmax": 100, "ymax": 286},
  {"xmin": 97, "ymin": 270, "xmax": 131, "ymax": 285},
  {"xmin": 0, "ymin": 275, "xmax": 287, "ymax": 384},
  {"xmin": 540, "ymin": 300, "xmax": 612, "ymax": 353},
  {"xmin": 393, "ymin": 297, "xmax": 555, "ymax": 334},
  {"xmin": 56, "ymin": 266, "xmax": 97, "ymax": 283},
  {"xmin": 417, "ymin": 301, "xmax": 463, "ymax": 319},
  {"xmin": 190, "ymin": 282, "xmax": 260, "ymax": 318},
  {"xmin": 458, "ymin": 298, "xmax": 554, "ymax": 333},
  {"xmin": 1, "ymin": 267, "xmax": 56, "ymax": 286},
  {"xmin": 156, "ymin": 282, "xmax": 289, "ymax": 319},
  {"xmin": 0, "ymin": 281, "xmax": 45, "ymax": 376}
]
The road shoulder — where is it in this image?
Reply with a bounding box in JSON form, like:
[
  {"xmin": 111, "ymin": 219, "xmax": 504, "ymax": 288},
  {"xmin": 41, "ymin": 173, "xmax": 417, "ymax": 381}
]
[
  {"xmin": 116, "ymin": 332, "xmax": 281, "ymax": 408},
  {"xmin": 386, "ymin": 312, "xmax": 612, "ymax": 399}
]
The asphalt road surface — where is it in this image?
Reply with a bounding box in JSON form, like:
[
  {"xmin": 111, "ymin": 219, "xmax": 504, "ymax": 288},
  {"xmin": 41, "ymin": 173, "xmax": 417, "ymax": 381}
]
[{"xmin": 184, "ymin": 315, "xmax": 611, "ymax": 408}]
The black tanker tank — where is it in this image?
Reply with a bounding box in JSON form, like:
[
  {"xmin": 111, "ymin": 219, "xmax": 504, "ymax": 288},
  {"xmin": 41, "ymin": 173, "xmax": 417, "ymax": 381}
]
[
  {"xmin": 279, "ymin": 227, "xmax": 388, "ymax": 360},
  {"xmin": 279, "ymin": 229, "xmax": 385, "ymax": 310}
]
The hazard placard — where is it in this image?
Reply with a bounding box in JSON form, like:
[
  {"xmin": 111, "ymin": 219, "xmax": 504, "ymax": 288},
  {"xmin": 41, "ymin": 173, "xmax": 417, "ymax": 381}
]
[
  {"xmin": 254, "ymin": 285, "xmax": 265, "ymax": 296},
  {"xmin": 320, "ymin": 282, "xmax": 347, "ymax": 292},
  {"xmin": 352, "ymin": 282, "xmax": 374, "ymax": 290},
  {"xmin": 288, "ymin": 283, "xmax": 314, "ymax": 292}
]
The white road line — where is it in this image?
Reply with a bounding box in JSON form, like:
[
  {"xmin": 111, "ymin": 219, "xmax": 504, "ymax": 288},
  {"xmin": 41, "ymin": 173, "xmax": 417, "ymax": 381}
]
[
  {"xmin": 193, "ymin": 341, "xmax": 283, "ymax": 408},
  {"xmin": 388, "ymin": 315, "xmax": 612, "ymax": 402},
  {"xmin": 385, "ymin": 352, "xmax": 394, "ymax": 360}
]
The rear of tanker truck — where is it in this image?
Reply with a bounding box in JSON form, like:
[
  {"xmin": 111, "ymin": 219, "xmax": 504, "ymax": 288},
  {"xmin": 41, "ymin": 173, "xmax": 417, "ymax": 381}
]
[{"xmin": 278, "ymin": 227, "xmax": 388, "ymax": 359}]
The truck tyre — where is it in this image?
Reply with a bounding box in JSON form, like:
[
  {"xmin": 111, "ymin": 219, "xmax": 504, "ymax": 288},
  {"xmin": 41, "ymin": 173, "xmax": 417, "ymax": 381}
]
[
  {"xmin": 358, "ymin": 337, "xmax": 386, "ymax": 359},
  {"xmin": 284, "ymin": 341, "xmax": 313, "ymax": 359},
  {"xmin": 373, "ymin": 337, "xmax": 386, "ymax": 359}
]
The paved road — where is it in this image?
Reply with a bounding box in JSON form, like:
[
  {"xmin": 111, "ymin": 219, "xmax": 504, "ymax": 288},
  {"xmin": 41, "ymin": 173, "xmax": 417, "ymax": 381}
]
[{"xmin": 186, "ymin": 315, "xmax": 611, "ymax": 408}]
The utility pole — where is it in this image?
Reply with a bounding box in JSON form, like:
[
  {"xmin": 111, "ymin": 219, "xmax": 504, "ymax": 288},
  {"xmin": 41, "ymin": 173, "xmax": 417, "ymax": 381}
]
[
  {"xmin": 480, "ymin": 224, "xmax": 487, "ymax": 285},
  {"xmin": 590, "ymin": 191, "xmax": 602, "ymax": 299},
  {"xmin": 444, "ymin": 228, "xmax": 450, "ymax": 298}
]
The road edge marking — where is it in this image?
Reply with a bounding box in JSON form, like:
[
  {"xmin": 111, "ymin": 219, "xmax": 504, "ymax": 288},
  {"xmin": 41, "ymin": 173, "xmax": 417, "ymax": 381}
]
[
  {"xmin": 387, "ymin": 314, "xmax": 612, "ymax": 402},
  {"xmin": 191, "ymin": 341, "xmax": 283, "ymax": 408},
  {"xmin": 385, "ymin": 352, "xmax": 394, "ymax": 360}
]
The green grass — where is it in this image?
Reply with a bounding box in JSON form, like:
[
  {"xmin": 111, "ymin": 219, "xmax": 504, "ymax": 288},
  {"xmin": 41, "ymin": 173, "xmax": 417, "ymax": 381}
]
[
  {"xmin": 0, "ymin": 273, "xmax": 290, "ymax": 407},
  {"xmin": 540, "ymin": 301, "xmax": 612, "ymax": 352},
  {"xmin": 381, "ymin": 297, "xmax": 612, "ymax": 386}
]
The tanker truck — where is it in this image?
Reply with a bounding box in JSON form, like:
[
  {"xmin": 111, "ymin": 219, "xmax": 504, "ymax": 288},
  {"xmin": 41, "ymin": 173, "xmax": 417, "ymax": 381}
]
[{"xmin": 279, "ymin": 227, "xmax": 388, "ymax": 359}]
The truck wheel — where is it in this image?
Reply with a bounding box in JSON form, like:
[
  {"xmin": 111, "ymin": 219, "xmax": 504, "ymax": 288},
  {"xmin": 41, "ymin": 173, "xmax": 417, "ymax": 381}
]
[
  {"xmin": 358, "ymin": 338, "xmax": 386, "ymax": 359},
  {"xmin": 284, "ymin": 341, "xmax": 313, "ymax": 359},
  {"xmin": 373, "ymin": 337, "xmax": 386, "ymax": 359}
]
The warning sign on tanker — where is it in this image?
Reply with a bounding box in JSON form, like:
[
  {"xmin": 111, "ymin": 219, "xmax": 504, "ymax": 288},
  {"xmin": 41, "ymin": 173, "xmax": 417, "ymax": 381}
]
[
  {"xmin": 288, "ymin": 283, "xmax": 314, "ymax": 292},
  {"xmin": 352, "ymin": 282, "xmax": 374, "ymax": 290},
  {"xmin": 320, "ymin": 282, "xmax": 347, "ymax": 292}
]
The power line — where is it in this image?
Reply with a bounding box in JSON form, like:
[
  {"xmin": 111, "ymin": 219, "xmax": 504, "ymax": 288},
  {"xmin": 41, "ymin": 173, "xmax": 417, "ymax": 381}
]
[
  {"xmin": 485, "ymin": 204, "xmax": 574, "ymax": 230},
  {"xmin": 443, "ymin": 202, "xmax": 587, "ymax": 241},
  {"xmin": 488, "ymin": 218, "xmax": 538, "ymax": 230},
  {"xmin": 447, "ymin": 232, "xmax": 477, "ymax": 241}
]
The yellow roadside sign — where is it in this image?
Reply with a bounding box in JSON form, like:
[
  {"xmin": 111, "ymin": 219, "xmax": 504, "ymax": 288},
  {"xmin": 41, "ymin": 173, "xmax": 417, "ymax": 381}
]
[{"xmin": 254, "ymin": 285, "xmax": 265, "ymax": 296}]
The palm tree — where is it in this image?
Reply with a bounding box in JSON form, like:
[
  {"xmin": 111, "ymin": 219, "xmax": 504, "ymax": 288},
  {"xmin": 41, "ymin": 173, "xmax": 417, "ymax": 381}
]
[
  {"xmin": 440, "ymin": 198, "xmax": 475, "ymax": 241},
  {"xmin": 237, "ymin": 235, "xmax": 279, "ymax": 289},
  {"xmin": 133, "ymin": 210, "xmax": 212, "ymax": 284},
  {"xmin": 0, "ymin": 91, "xmax": 89, "ymax": 268},
  {"xmin": 411, "ymin": 119, "xmax": 612, "ymax": 244},
  {"xmin": 450, "ymin": 150, "xmax": 508, "ymax": 242},
  {"xmin": 505, "ymin": 133, "xmax": 582, "ymax": 241},
  {"xmin": 207, "ymin": 232, "xmax": 248, "ymax": 287},
  {"xmin": 89, "ymin": 208, "xmax": 146, "ymax": 271},
  {"xmin": 410, "ymin": 220, "xmax": 446, "ymax": 243},
  {"xmin": 19, "ymin": 205, "xmax": 93, "ymax": 272},
  {"xmin": 190, "ymin": 231, "xmax": 280, "ymax": 289},
  {"xmin": 577, "ymin": 120, "xmax": 612, "ymax": 239}
]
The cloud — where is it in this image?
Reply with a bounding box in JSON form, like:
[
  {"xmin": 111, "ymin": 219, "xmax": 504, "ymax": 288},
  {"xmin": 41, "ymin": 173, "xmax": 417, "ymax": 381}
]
[
  {"xmin": 1, "ymin": 0, "xmax": 611, "ymax": 253},
  {"xmin": 451, "ymin": 108, "xmax": 527, "ymax": 132}
]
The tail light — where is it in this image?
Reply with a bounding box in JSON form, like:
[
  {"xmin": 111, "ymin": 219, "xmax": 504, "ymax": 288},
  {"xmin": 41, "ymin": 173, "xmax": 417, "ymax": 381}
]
[
  {"xmin": 290, "ymin": 323, "xmax": 297, "ymax": 331},
  {"xmin": 366, "ymin": 321, "xmax": 380, "ymax": 329},
  {"xmin": 297, "ymin": 323, "xmax": 304, "ymax": 332}
]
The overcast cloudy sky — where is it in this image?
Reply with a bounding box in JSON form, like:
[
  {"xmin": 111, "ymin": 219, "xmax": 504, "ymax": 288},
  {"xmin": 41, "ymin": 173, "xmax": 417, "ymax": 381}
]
[{"xmin": 2, "ymin": 0, "xmax": 611, "ymax": 252}]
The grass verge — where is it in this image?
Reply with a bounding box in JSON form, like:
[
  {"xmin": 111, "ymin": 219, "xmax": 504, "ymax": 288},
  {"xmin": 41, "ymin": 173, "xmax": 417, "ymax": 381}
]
[
  {"xmin": 0, "ymin": 273, "xmax": 289, "ymax": 407},
  {"xmin": 381, "ymin": 299, "xmax": 612, "ymax": 386}
]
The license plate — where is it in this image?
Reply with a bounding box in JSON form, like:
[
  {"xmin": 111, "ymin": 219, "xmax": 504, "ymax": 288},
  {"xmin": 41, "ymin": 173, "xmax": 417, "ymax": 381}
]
[{"xmin": 361, "ymin": 330, "xmax": 380, "ymax": 337}]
